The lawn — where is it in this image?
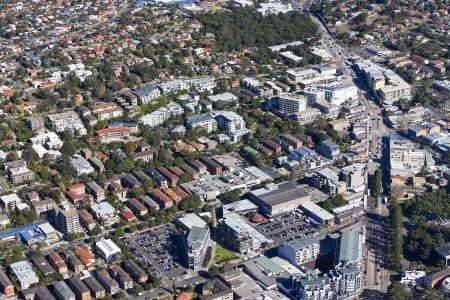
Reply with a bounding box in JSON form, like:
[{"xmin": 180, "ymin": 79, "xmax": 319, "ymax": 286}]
[{"xmin": 213, "ymin": 243, "xmax": 238, "ymax": 264}]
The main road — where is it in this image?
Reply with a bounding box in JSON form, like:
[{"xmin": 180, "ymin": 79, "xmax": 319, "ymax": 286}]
[{"xmin": 309, "ymin": 12, "xmax": 391, "ymax": 295}]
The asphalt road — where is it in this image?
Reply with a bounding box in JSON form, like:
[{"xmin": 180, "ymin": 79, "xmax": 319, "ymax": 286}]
[{"xmin": 310, "ymin": 12, "xmax": 392, "ymax": 293}]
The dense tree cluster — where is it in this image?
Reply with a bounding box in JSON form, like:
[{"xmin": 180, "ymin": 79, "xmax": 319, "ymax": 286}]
[
  {"xmin": 389, "ymin": 200, "xmax": 403, "ymax": 273},
  {"xmin": 198, "ymin": 7, "xmax": 319, "ymax": 51},
  {"xmin": 321, "ymin": 194, "xmax": 346, "ymax": 212},
  {"xmin": 402, "ymin": 190, "xmax": 450, "ymax": 266}
]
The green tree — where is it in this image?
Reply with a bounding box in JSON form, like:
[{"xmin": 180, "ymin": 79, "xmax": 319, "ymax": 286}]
[
  {"xmin": 389, "ymin": 200, "xmax": 403, "ymax": 273},
  {"xmin": 374, "ymin": 169, "xmax": 382, "ymax": 200},
  {"xmin": 61, "ymin": 141, "xmax": 77, "ymax": 156},
  {"xmin": 387, "ymin": 281, "xmax": 411, "ymax": 300},
  {"xmin": 208, "ymin": 266, "xmax": 220, "ymax": 278}
]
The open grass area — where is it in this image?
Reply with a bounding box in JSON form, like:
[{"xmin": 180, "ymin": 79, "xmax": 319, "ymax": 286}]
[{"xmin": 213, "ymin": 243, "xmax": 238, "ymax": 264}]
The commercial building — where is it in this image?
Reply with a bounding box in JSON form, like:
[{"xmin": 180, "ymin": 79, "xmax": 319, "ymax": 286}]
[
  {"xmin": 312, "ymin": 168, "xmax": 346, "ymax": 195},
  {"xmin": 356, "ymin": 60, "xmax": 411, "ymax": 106},
  {"xmin": 96, "ymin": 238, "xmax": 121, "ymax": 263},
  {"xmin": 329, "ymin": 264, "xmax": 362, "ymax": 299},
  {"xmin": 217, "ymin": 212, "xmax": 272, "ymax": 254},
  {"xmin": 292, "ymin": 274, "xmax": 333, "ymax": 300},
  {"xmin": 336, "ymin": 230, "xmax": 363, "ymax": 266},
  {"xmin": 177, "ymin": 213, "xmax": 208, "ymax": 231},
  {"xmin": 184, "ymin": 226, "xmax": 210, "ymax": 271},
  {"xmin": 249, "ymin": 182, "xmax": 310, "ymax": 217},
  {"xmin": 301, "ymin": 201, "xmax": 335, "ymax": 225},
  {"xmin": 340, "ymin": 163, "xmax": 366, "ymax": 190},
  {"xmin": 389, "ymin": 135, "xmax": 428, "ymax": 175},
  {"xmin": 279, "ymin": 235, "xmax": 325, "ymax": 266},
  {"xmin": 320, "ymin": 83, "xmax": 358, "ymax": 106},
  {"xmin": 9, "ymin": 260, "xmax": 39, "ymax": 290}
]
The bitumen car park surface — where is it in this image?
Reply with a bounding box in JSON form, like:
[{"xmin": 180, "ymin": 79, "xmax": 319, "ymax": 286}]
[
  {"xmin": 254, "ymin": 211, "xmax": 318, "ymax": 245},
  {"xmin": 125, "ymin": 223, "xmax": 188, "ymax": 280}
]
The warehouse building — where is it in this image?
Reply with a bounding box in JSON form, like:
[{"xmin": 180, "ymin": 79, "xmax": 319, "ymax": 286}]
[{"xmin": 249, "ymin": 182, "xmax": 310, "ymax": 217}]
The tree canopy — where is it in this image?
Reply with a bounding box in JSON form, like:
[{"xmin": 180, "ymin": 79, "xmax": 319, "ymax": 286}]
[{"xmin": 198, "ymin": 7, "xmax": 319, "ymax": 51}]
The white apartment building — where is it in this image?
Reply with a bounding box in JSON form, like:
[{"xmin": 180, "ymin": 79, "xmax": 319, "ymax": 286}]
[
  {"xmin": 90, "ymin": 202, "xmax": 120, "ymax": 227},
  {"xmin": 91, "ymin": 102, "xmax": 123, "ymax": 120},
  {"xmin": 356, "ymin": 60, "xmax": 411, "ymax": 106},
  {"xmin": 320, "ymin": 83, "xmax": 358, "ymax": 106},
  {"xmin": 54, "ymin": 202, "xmax": 82, "ymax": 234},
  {"xmin": 140, "ymin": 101, "xmax": 184, "ymax": 127},
  {"xmin": 157, "ymin": 79, "xmax": 189, "ymax": 94},
  {"xmin": 29, "ymin": 131, "xmax": 63, "ymax": 149},
  {"xmin": 212, "ymin": 111, "xmax": 246, "ymax": 133},
  {"xmin": 285, "ymin": 68, "xmax": 319, "ymax": 83},
  {"xmin": 71, "ymin": 155, "xmax": 94, "ymax": 175},
  {"xmin": 96, "ymin": 127, "xmax": 131, "ymax": 143},
  {"xmin": 279, "ymin": 235, "xmax": 324, "ymax": 266},
  {"xmin": 378, "ymin": 72, "xmax": 412, "ymax": 105},
  {"xmin": 184, "ymin": 226, "xmax": 210, "ymax": 271},
  {"xmin": 389, "ymin": 138, "xmax": 427, "ymax": 174},
  {"xmin": 188, "ymin": 76, "xmax": 216, "ymax": 93},
  {"xmin": 9, "ymin": 261, "xmax": 39, "ymax": 290},
  {"xmin": 67, "ymin": 63, "xmax": 92, "ymax": 82},
  {"xmin": 292, "ymin": 108, "xmax": 322, "ymax": 125},
  {"xmin": 185, "ymin": 114, "xmax": 218, "ymax": 133},
  {"xmin": 275, "ymin": 93, "xmax": 308, "ymax": 115},
  {"xmin": 48, "ymin": 111, "xmax": 87, "ymax": 135},
  {"xmin": 303, "ymin": 88, "xmax": 325, "ymax": 106},
  {"xmin": 133, "ymin": 85, "xmax": 161, "ymax": 104},
  {"xmin": 292, "ymin": 275, "xmax": 333, "ymax": 300}
]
